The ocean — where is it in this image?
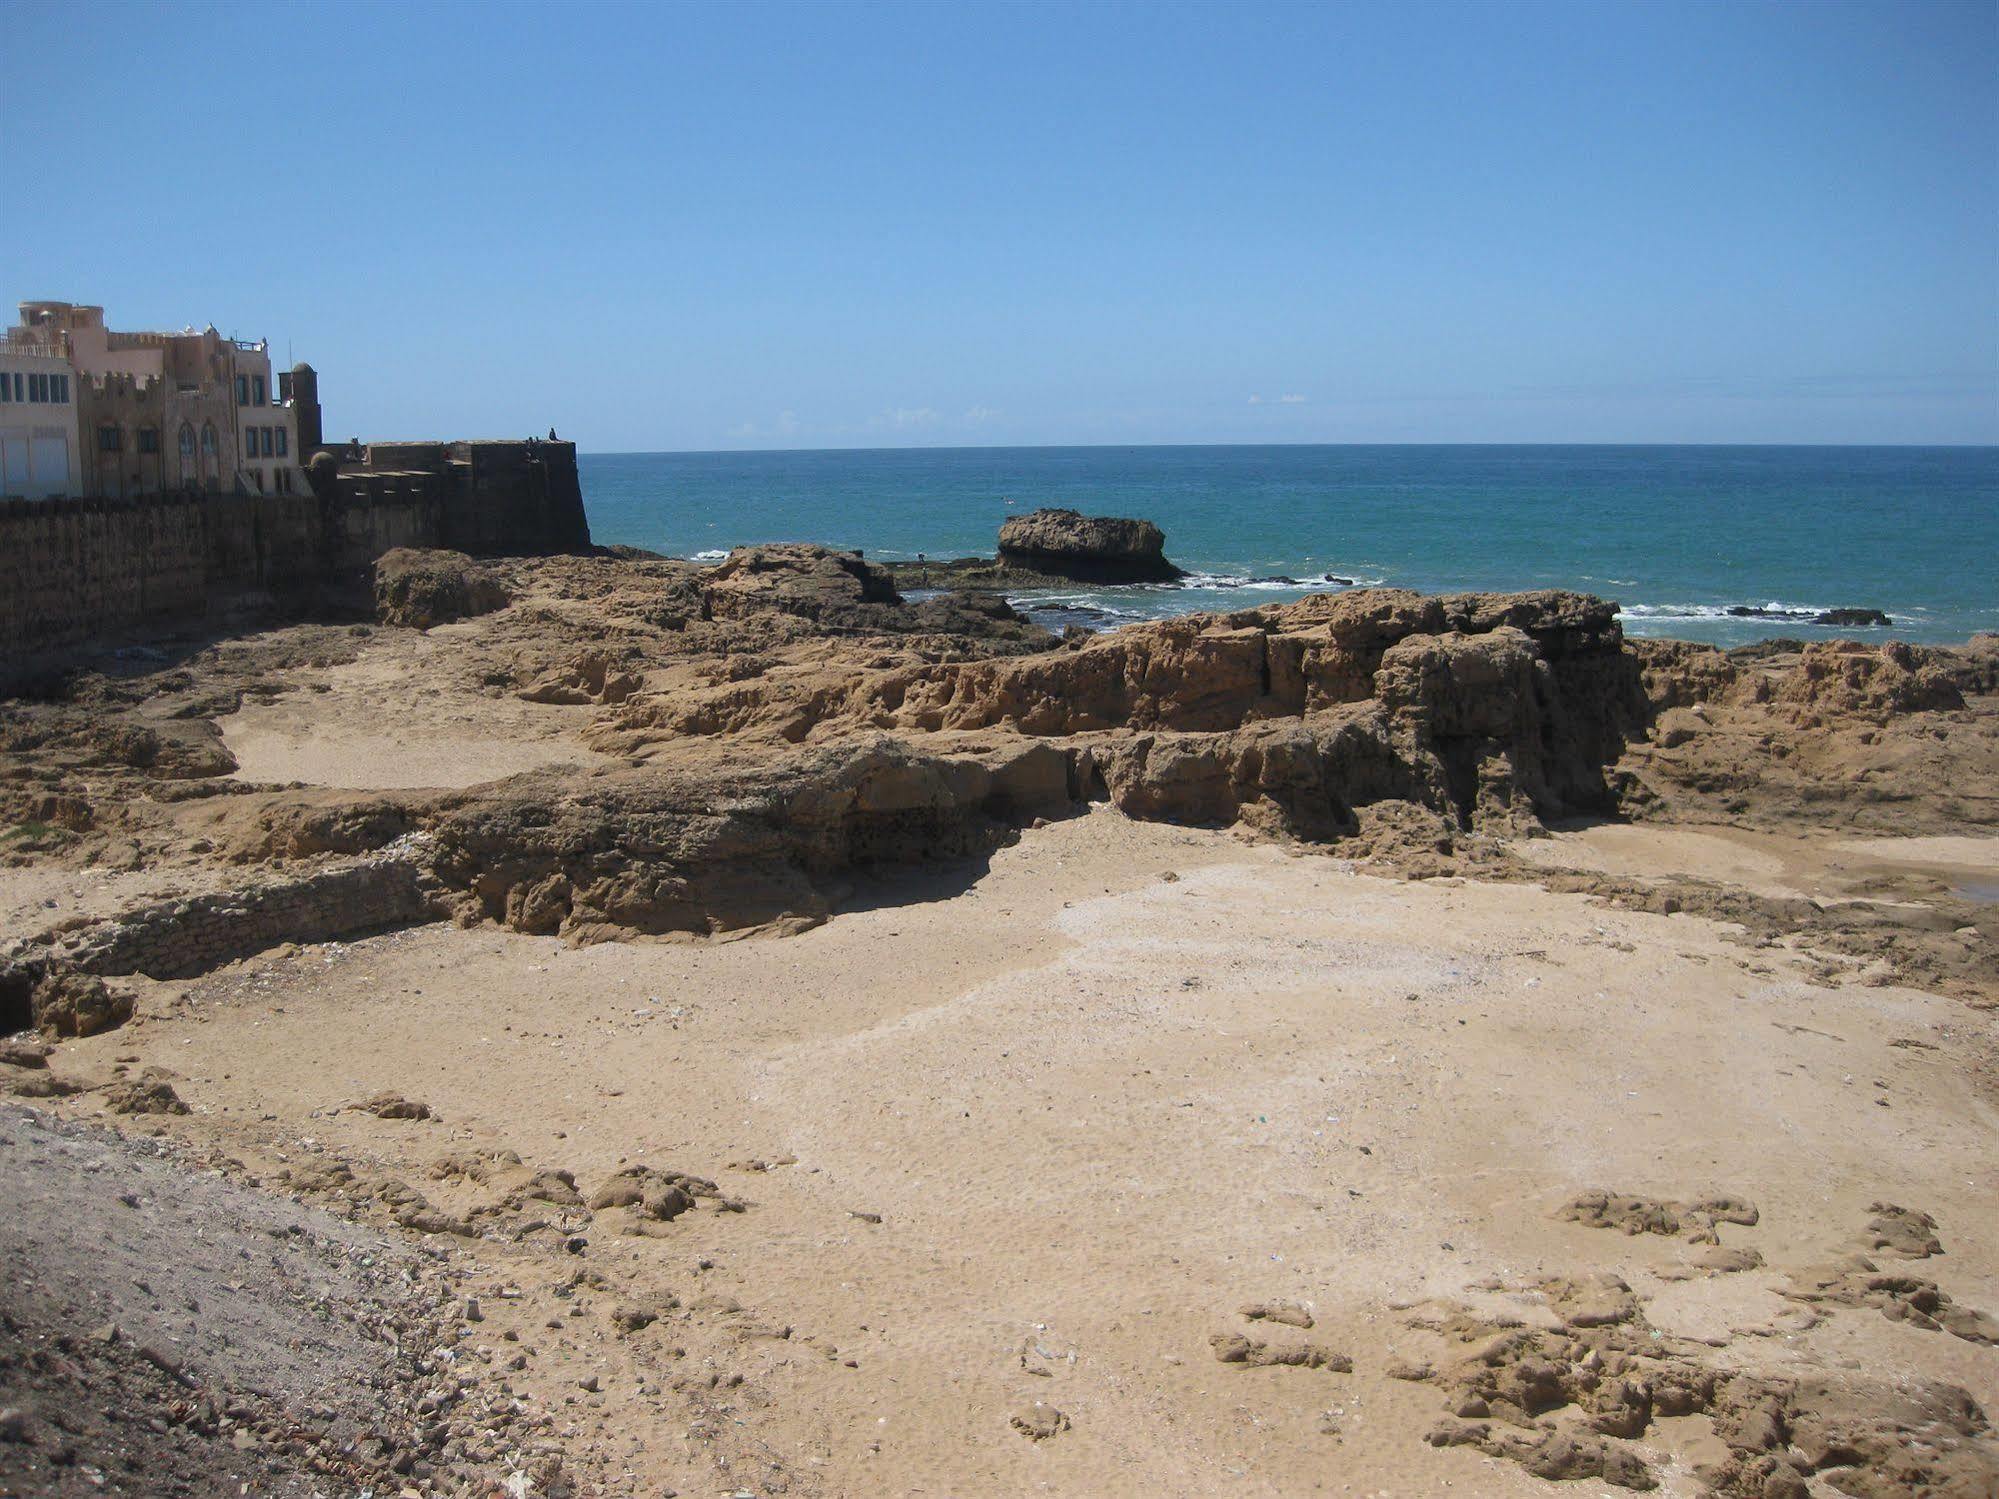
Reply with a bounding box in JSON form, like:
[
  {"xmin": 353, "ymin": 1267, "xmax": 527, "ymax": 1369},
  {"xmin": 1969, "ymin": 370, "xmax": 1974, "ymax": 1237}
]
[{"xmin": 578, "ymin": 445, "xmax": 1998, "ymax": 647}]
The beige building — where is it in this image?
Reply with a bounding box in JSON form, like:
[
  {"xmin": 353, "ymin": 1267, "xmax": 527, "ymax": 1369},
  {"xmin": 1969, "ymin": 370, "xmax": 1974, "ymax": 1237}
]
[
  {"xmin": 0, "ymin": 340, "xmax": 82, "ymax": 498},
  {"xmin": 2, "ymin": 302, "xmax": 306, "ymax": 499}
]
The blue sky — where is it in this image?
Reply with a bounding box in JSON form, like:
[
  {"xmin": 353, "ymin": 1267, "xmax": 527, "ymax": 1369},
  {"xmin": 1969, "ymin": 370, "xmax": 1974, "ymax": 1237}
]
[{"xmin": 7, "ymin": 0, "xmax": 1995, "ymax": 449}]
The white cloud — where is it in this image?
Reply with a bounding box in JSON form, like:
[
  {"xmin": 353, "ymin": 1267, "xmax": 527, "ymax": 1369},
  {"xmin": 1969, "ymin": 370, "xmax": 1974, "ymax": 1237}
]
[
  {"xmin": 1247, "ymin": 394, "xmax": 1265, "ymax": 405},
  {"xmin": 727, "ymin": 409, "xmax": 801, "ymax": 440},
  {"xmin": 1278, "ymin": 394, "xmax": 1307, "ymax": 404},
  {"xmin": 963, "ymin": 405, "xmax": 1000, "ymax": 424},
  {"xmin": 885, "ymin": 406, "xmax": 940, "ymax": 428}
]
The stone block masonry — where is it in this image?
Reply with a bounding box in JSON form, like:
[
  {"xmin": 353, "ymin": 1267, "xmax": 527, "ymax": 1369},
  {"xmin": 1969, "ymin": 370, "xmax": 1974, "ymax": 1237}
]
[{"xmin": 0, "ymin": 439, "xmax": 590, "ymax": 668}]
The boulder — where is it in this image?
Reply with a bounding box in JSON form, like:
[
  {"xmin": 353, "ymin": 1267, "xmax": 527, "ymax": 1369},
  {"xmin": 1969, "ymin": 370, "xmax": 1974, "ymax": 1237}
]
[
  {"xmin": 996, "ymin": 508, "xmax": 1183, "ymax": 582},
  {"xmin": 703, "ymin": 544, "xmax": 901, "ymax": 624},
  {"xmin": 104, "ymin": 1071, "xmax": 189, "ymax": 1115},
  {"xmin": 31, "ymin": 972, "xmax": 134, "ymax": 1039},
  {"xmin": 374, "ymin": 549, "xmax": 510, "ymax": 629}
]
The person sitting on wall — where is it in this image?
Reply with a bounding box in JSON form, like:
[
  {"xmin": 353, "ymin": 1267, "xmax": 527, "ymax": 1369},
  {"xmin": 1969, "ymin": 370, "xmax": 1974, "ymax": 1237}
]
[{"xmin": 548, "ymin": 427, "xmax": 558, "ymax": 441}]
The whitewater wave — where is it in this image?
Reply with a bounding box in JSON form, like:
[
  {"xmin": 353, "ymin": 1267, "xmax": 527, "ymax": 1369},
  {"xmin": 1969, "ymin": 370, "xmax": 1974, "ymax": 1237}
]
[
  {"xmin": 1010, "ymin": 593, "xmax": 1152, "ymax": 622},
  {"xmin": 1170, "ymin": 570, "xmax": 1388, "ymax": 593},
  {"xmin": 689, "ymin": 547, "xmax": 731, "ymax": 562},
  {"xmin": 1616, "ymin": 599, "xmax": 1905, "ymax": 627}
]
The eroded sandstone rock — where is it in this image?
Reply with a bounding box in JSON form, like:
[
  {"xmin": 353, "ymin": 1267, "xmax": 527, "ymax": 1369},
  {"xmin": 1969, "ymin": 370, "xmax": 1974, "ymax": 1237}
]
[
  {"xmin": 374, "ymin": 549, "xmax": 510, "ymax": 630},
  {"xmin": 995, "ymin": 508, "xmax": 1183, "ymax": 582},
  {"xmin": 425, "ymin": 736, "xmax": 1083, "ymax": 942},
  {"xmin": 31, "ymin": 972, "xmax": 134, "ymax": 1039}
]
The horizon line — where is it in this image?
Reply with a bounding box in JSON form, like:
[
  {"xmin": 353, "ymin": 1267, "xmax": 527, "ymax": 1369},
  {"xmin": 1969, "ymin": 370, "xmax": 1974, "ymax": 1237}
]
[{"xmin": 577, "ymin": 438, "xmax": 1999, "ymax": 458}]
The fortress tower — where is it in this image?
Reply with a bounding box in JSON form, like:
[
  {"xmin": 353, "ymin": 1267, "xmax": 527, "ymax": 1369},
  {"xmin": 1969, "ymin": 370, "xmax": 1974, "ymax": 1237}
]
[{"xmin": 280, "ymin": 362, "xmax": 322, "ymax": 454}]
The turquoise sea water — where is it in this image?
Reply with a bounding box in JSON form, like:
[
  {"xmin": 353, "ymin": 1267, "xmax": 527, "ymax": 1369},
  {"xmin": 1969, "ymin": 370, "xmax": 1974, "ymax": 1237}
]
[{"xmin": 579, "ymin": 445, "xmax": 1998, "ymax": 647}]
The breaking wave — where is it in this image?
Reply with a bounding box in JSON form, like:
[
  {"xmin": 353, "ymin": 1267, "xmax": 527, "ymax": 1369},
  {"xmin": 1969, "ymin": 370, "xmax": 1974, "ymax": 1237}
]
[{"xmin": 1170, "ymin": 569, "xmax": 1389, "ymax": 592}]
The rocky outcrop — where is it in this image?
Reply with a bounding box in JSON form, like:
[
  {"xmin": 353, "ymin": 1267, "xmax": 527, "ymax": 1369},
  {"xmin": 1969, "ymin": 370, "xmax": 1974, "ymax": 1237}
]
[
  {"xmin": 423, "ymin": 737, "xmax": 1080, "ymax": 942},
  {"xmin": 374, "ymin": 549, "xmax": 510, "ymax": 630},
  {"xmin": 703, "ymin": 544, "xmax": 901, "ymax": 621},
  {"xmin": 7, "ymin": 855, "xmax": 432, "ymax": 982},
  {"xmin": 517, "ymin": 650, "xmax": 645, "ymax": 706},
  {"xmin": 1612, "ymin": 636, "xmax": 1998, "ymax": 835},
  {"xmin": 7, "ymin": 548, "xmax": 1990, "ymax": 977},
  {"xmin": 29, "ymin": 972, "xmax": 134, "ymax": 1038},
  {"xmin": 397, "ymin": 588, "xmax": 1656, "ymax": 941},
  {"xmin": 1725, "ymin": 605, "xmax": 1894, "ymax": 628},
  {"xmin": 995, "ymin": 508, "xmax": 1183, "ymax": 582},
  {"xmin": 595, "ymin": 587, "xmax": 1643, "ymax": 841},
  {"xmin": 700, "ymin": 544, "xmax": 1052, "ymax": 646}
]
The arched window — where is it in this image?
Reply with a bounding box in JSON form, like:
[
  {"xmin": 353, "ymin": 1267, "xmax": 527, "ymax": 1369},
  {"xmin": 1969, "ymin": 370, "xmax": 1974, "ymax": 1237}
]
[
  {"xmin": 178, "ymin": 424, "xmax": 195, "ymax": 458},
  {"xmin": 200, "ymin": 423, "xmax": 217, "ymax": 454}
]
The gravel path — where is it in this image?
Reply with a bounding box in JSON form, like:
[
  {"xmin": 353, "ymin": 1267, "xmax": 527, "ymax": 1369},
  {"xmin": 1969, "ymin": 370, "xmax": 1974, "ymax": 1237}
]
[{"xmin": 0, "ymin": 1105, "xmax": 459, "ymax": 1497}]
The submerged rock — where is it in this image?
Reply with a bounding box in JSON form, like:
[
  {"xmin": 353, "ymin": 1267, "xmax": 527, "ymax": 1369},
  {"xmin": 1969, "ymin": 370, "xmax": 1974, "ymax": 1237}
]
[{"xmin": 1723, "ymin": 604, "xmax": 1893, "ymax": 628}]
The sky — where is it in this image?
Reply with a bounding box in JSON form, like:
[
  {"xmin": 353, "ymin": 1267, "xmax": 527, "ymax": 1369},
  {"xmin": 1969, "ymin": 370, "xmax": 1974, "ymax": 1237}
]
[{"xmin": 7, "ymin": 0, "xmax": 1996, "ymax": 450}]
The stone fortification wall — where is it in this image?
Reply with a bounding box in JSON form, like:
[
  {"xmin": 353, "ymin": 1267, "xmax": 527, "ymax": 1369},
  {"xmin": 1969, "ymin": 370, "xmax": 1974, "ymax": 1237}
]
[
  {"xmin": 0, "ymin": 439, "xmax": 589, "ymax": 667},
  {"xmin": 0, "ymin": 493, "xmax": 212, "ymax": 660}
]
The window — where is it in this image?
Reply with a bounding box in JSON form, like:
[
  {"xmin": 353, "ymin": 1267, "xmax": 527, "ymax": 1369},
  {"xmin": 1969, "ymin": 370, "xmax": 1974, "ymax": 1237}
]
[
  {"xmin": 263, "ymin": 427, "xmax": 276, "ymax": 457},
  {"xmin": 28, "ymin": 373, "xmax": 43, "ymax": 402},
  {"xmin": 98, "ymin": 426, "xmax": 121, "ymax": 453},
  {"xmin": 138, "ymin": 427, "xmax": 159, "ymax": 455},
  {"xmin": 11, "ymin": 373, "xmax": 22, "ymax": 402},
  {"xmin": 52, "ymin": 374, "xmax": 68, "ymax": 403},
  {"xmin": 275, "ymin": 427, "xmax": 287, "ymax": 457},
  {"xmin": 236, "ymin": 375, "xmax": 249, "ymax": 405},
  {"xmin": 253, "ymin": 375, "xmax": 265, "ymax": 406},
  {"xmin": 179, "ymin": 425, "xmax": 196, "ymax": 460},
  {"xmin": 201, "ymin": 424, "xmax": 217, "ymax": 454},
  {"xmin": 0, "ymin": 373, "xmax": 8, "ymax": 403},
  {"xmin": 245, "ymin": 429, "xmax": 257, "ymax": 459}
]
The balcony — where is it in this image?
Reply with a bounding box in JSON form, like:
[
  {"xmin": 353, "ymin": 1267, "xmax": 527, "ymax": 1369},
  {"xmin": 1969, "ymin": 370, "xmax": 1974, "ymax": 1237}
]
[{"xmin": 1, "ymin": 335, "xmax": 72, "ymax": 360}]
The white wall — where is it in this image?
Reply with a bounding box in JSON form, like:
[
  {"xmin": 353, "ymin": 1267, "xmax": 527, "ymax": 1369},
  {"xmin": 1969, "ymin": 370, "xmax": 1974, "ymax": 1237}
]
[{"xmin": 0, "ymin": 353, "xmax": 84, "ymax": 497}]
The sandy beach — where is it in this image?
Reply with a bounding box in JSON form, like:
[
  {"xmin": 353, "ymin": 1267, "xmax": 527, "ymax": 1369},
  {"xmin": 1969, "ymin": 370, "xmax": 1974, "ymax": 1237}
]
[{"xmin": 4, "ymin": 547, "xmax": 1996, "ymax": 1497}]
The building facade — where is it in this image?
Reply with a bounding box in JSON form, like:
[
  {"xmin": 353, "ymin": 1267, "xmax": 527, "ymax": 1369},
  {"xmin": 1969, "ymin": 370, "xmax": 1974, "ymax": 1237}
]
[
  {"xmin": 1, "ymin": 302, "xmax": 307, "ymax": 500},
  {"xmin": 0, "ymin": 339, "xmax": 82, "ymax": 498}
]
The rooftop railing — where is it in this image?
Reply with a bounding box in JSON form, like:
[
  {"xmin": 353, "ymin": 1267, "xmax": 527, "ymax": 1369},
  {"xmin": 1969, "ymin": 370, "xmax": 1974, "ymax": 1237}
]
[{"xmin": 1, "ymin": 334, "xmax": 72, "ymax": 360}]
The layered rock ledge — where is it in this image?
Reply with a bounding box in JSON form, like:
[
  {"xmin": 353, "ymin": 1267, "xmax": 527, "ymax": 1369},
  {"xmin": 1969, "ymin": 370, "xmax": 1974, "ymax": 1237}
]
[{"xmin": 5, "ymin": 544, "xmax": 1991, "ymax": 975}]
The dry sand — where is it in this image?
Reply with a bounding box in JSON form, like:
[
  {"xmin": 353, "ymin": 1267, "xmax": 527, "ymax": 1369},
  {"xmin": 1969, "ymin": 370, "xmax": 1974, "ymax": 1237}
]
[
  {"xmin": 47, "ymin": 806, "xmax": 1998, "ymax": 1496},
  {"xmin": 220, "ymin": 635, "xmax": 612, "ymax": 790},
  {"xmin": 9, "ymin": 566, "xmax": 1998, "ymax": 1494}
]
